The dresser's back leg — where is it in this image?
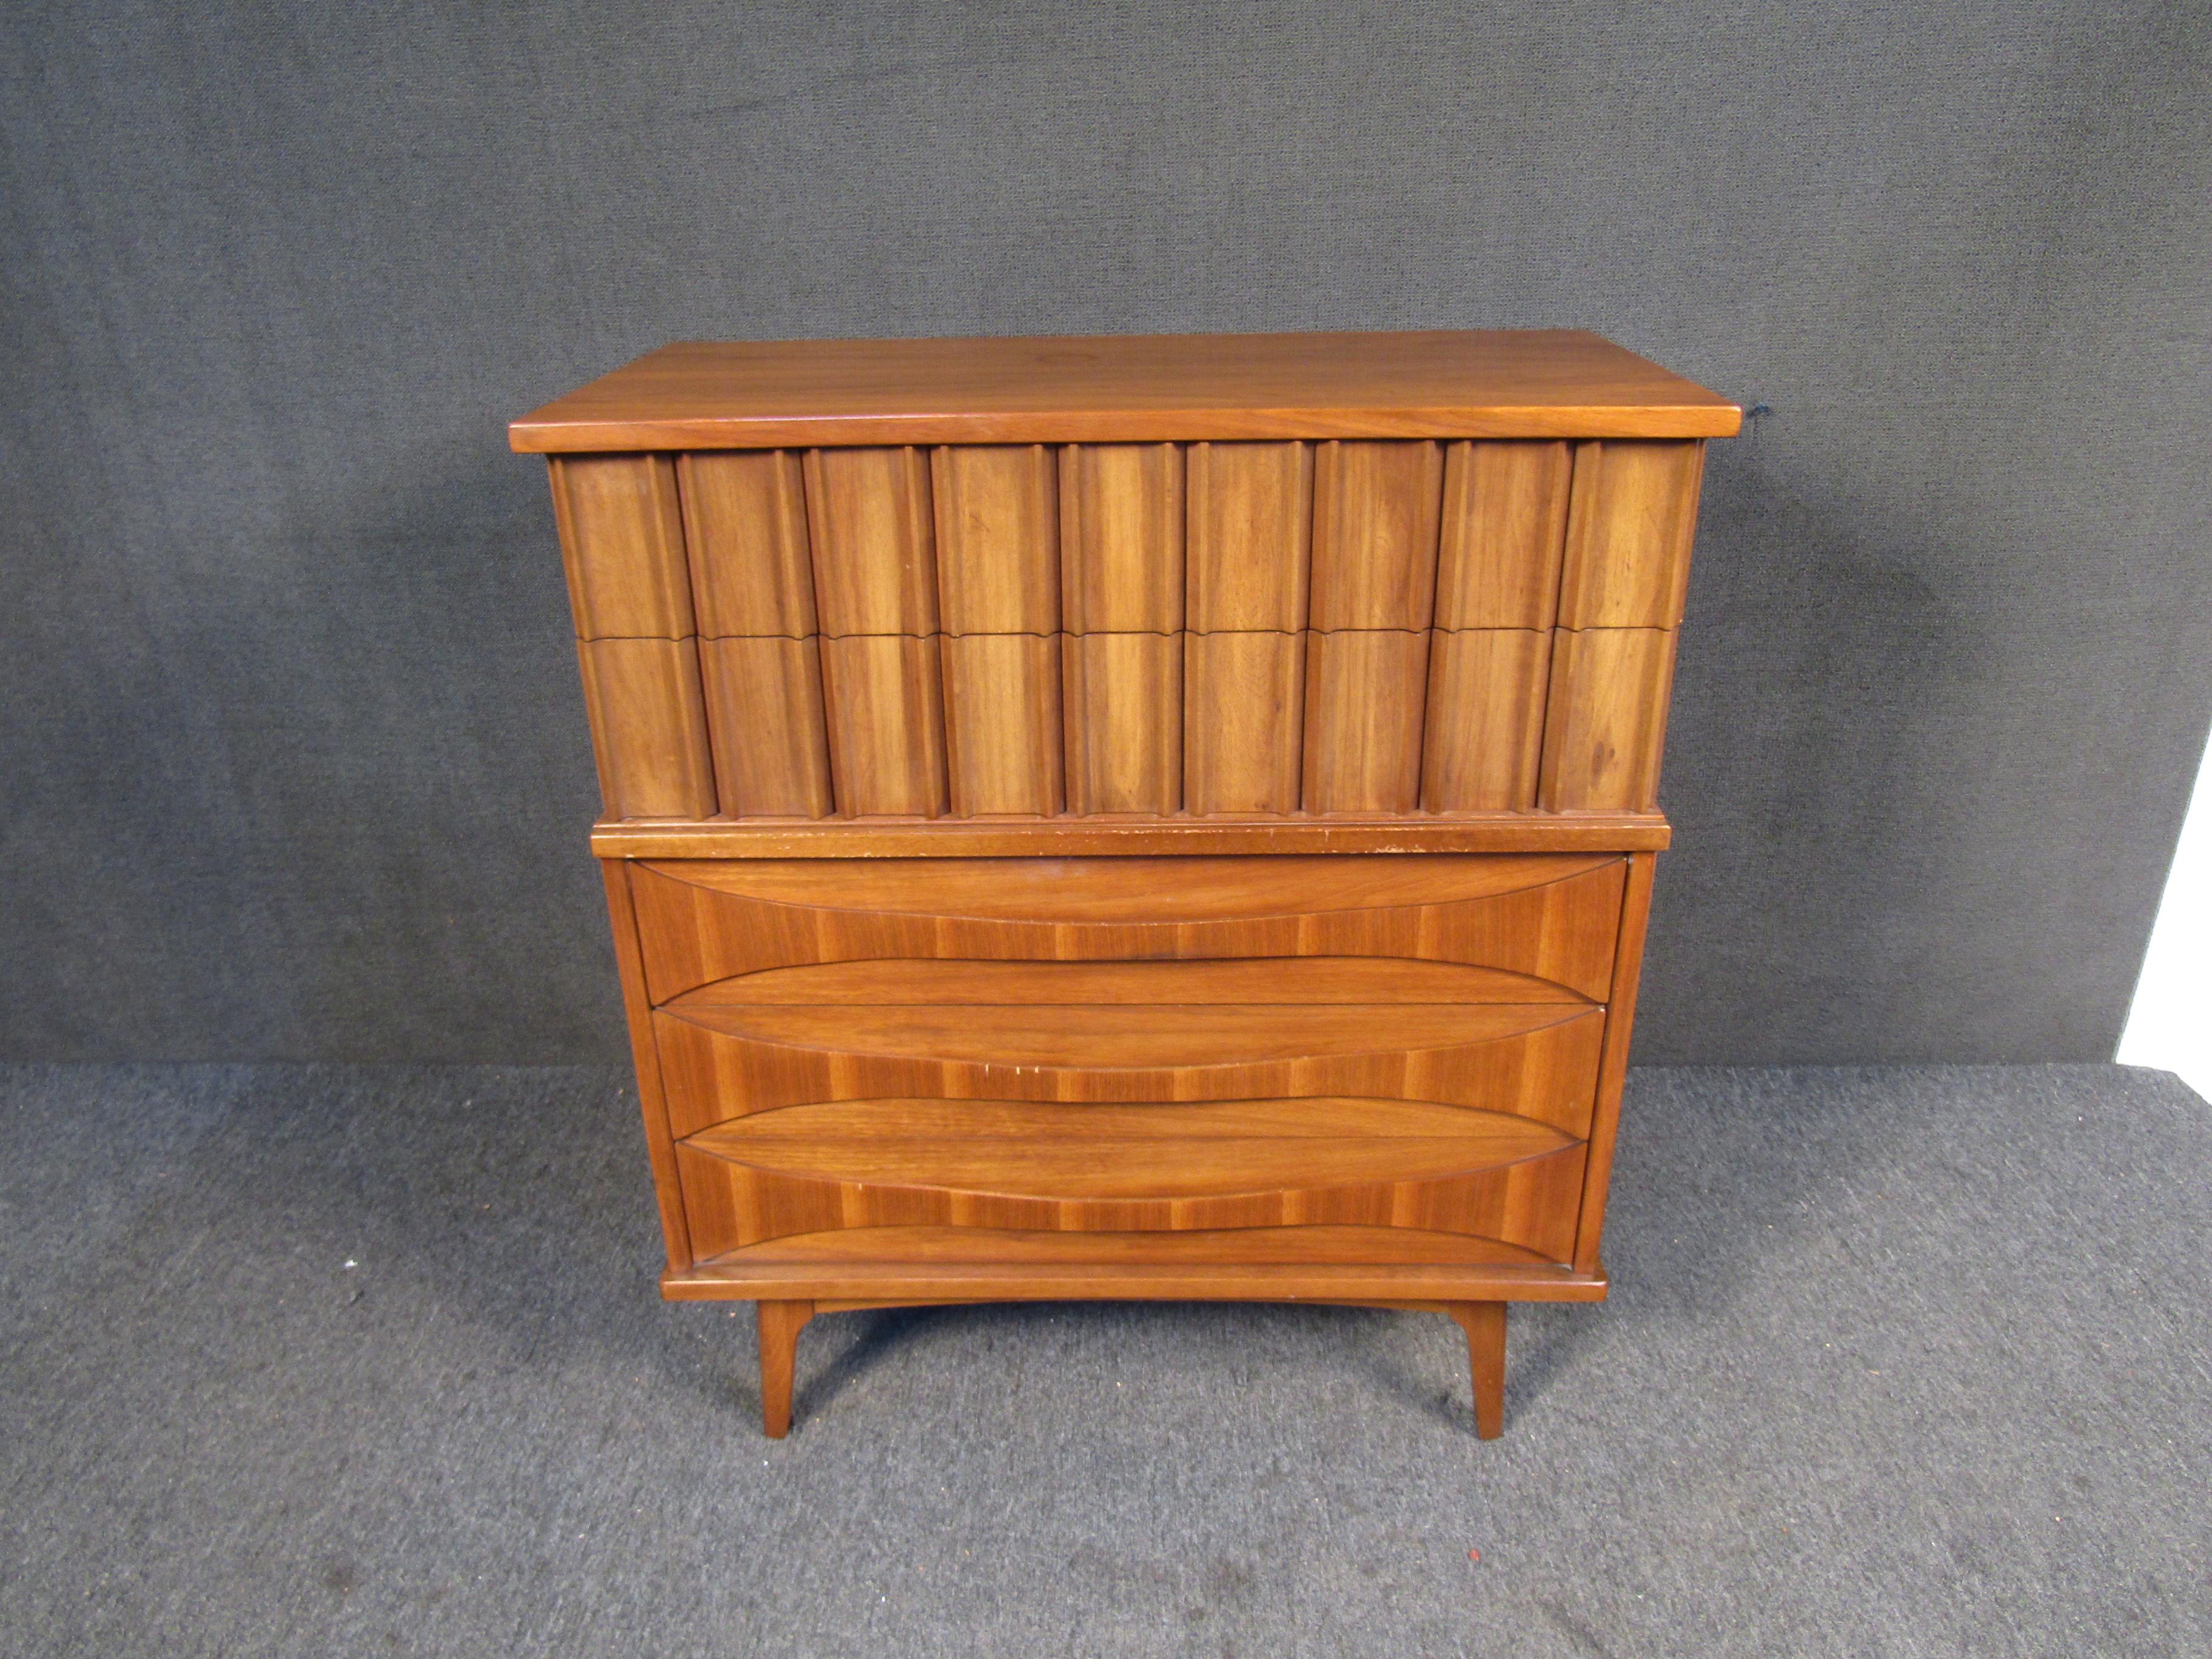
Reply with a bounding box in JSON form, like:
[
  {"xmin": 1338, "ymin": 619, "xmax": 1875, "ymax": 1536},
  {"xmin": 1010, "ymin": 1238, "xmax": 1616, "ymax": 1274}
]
[
  {"xmin": 757, "ymin": 1299, "xmax": 815, "ymax": 1438},
  {"xmin": 1446, "ymin": 1301, "xmax": 1508, "ymax": 1438}
]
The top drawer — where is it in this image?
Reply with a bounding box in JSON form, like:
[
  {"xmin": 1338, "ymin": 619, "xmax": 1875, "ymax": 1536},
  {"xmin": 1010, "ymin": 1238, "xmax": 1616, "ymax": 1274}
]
[{"xmin": 626, "ymin": 852, "xmax": 1626, "ymax": 1007}]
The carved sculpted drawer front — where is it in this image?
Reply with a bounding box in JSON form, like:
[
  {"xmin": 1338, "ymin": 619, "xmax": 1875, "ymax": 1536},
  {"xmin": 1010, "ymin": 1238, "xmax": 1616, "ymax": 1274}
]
[{"xmin": 626, "ymin": 854, "xmax": 1626, "ymax": 1268}]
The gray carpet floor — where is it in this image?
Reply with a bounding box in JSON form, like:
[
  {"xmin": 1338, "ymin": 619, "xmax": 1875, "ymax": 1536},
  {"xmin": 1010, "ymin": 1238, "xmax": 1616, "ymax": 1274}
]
[{"xmin": 1, "ymin": 1062, "xmax": 2206, "ymax": 1658}]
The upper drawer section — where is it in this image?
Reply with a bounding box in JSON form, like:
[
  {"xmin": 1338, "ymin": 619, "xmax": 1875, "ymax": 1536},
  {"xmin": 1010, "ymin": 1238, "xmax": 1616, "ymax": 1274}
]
[
  {"xmin": 626, "ymin": 851, "xmax": 1627, "ymax": 1007},
  {"xmin": 552, "ymin": 437, "xmax": 1709, "ymax": 823},
  {"xmin": 552, "ymin": 440, "xmax": 1705, "ymax": 642}
]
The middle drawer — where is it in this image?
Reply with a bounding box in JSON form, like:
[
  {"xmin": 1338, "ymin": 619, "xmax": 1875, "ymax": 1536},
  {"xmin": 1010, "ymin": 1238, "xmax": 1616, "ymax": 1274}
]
[{"xmin": 631, "ymin": 852, "xmax": 1624, "ymax": 1141}]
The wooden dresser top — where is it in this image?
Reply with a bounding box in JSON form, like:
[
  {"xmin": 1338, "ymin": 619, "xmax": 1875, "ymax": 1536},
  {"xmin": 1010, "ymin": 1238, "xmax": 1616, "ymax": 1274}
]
[{"xmin": 511, "ymin": 330, "xmax": 1740, "ymax": 452}]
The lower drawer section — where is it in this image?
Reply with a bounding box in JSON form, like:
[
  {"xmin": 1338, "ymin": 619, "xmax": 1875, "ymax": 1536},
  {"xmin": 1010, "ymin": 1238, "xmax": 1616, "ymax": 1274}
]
[
  {"xmin": 674, "ymin": 1096, "xmax": 1589, "ymax": 1261},
  {"xmin": 620, "ymin": 851, "xmax": 1631, "ymax": 1276}
]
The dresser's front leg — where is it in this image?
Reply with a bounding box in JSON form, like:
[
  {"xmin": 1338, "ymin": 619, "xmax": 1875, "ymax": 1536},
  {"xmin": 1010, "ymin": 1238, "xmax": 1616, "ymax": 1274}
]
[
  {"xmin": 757, "ymin": 1299, "xmax": 815, "ymax": 1438},
  {"xmin": 1446, "ymin": 1302, "xmax": 1507, "ymax": 1438}
]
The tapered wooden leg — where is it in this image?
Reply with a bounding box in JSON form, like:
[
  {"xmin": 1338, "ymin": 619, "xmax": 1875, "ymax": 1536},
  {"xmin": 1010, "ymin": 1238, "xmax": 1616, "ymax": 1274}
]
[
  {"xmin": 1447, "ymin": 1301, "xmax": 1507, "ymax": 1439},
  {"xmin": 757, "ymin": 1299, "xmax": 814, "ymax": 1438}
]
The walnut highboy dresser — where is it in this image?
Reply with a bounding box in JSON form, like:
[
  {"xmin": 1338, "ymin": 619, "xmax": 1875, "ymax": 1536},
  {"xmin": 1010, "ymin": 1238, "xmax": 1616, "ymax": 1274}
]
[{"xmin": 511, "ymin": 332, "xmax": 1738, "ymax": 1438}]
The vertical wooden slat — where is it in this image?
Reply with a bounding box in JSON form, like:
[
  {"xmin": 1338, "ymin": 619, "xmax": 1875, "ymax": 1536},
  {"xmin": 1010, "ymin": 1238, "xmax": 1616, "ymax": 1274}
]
[
  {"xmin": 1184, "ymin": 632, "xmax": 1304, "ymax": 814},
  {"xmin": 1062, "ymin": 633, "xmax": 1182, "ymax": 813},
  {"xmin": 549, "ymin": 455, "xmax": 695, "ymax": 638},
  {"xmin": 1557, "ymin": 441, "xmax": 1705, "ymax": 628},
  {"xmin": 677, "ymin": 451, "xmax": 817, "ymax": 637},
  {"xmin": 574, "ymin": 637, "xmax": 717, "ymax": 818},
  {"xmin": 942, "ymin": 634, "xmax": 1064, "ymax": 816},
  {"xmin": 818, "ymin": 635, "xmax": 949, "ymax": 816},
  {"xmin": 1186, "ymin": 441, "xmax": 1312, "ymax": 632},
  {"xmin": 933, "ymin": 445, "xmax": 1059, "ymax": 634},
  {"xmin": 1433, "ymin": 441, "xmax": 1572, "ymax": 630},
  {"xmin": 1420, "ymin": 629, "xmax": 1553, "ymax": 812},
  {"xmin": 1060, "ymin": 444, "xmax": 1184, "ymax": 632},
  {"xmin": 1309, "ymin": 441, "xmax": 1444, "ymax": 631},
  {"xmin": 803, "ymin": 447, "xmax": 940, "ymax": 635},
  {"xmin": 1299, "ymin": 630, "xmax": 1429, "ymax": 814},
  {"xmin": 698, "ymin": 637, "xmax": 835, "ymax": 817},
  {"xmin": 1537, "ymin": 628, "xmax": 1679, "ymax": 811}
]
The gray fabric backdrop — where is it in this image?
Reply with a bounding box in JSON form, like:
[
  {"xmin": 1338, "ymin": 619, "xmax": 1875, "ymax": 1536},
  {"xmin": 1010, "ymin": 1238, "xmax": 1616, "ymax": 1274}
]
[{"xmin": 3, "ymin": 1, "xmax": 2207, "ymax": 1065}]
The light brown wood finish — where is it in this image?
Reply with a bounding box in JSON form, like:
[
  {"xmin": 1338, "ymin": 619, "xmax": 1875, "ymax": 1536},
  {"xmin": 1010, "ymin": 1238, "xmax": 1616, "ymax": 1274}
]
[
  {"xmin": 523, "ymin": 331, "xmax": 1732, "ymax": 1438},
  {"xmin": 643, "ymin": 848, "xmax": 1618, "ymax": 919},
  {"xmin": 1062, "ymin": 632, "xmax": 1182, "ymax": 813},
  {"xmin": 591, "ymin": 814, "xmax": 1672, "ymax": 859},
  {"xmin": 677, "ymin": 451, "xmax": 816, "ymax": 637},
  {"xmin": 1184, "ymin": 632, "xmax": 1304, "ymax": 814},
  {"xmin": 932, "ymin": 444, "xmax": 1059, "ymax": 634},
  {"xmin": 1422, "ymin": 629, "xmax": 1553, "ymax": 812},
  {"xmin": 757, "ymin": 1299, "xmax": 813, "ymax": 1437},
  {"xmin": 625, "ymin": 853, "xmax": 1628, "ymax": 1003},
  {"xmin": 549, "ymin": 454, "xmax": 694, "ymax": 638},
  {"xmin": 669, "ymin": 1242, "xmax": 1608, "ymax": 1306},
  {"xmin": 1185, "ymin": 441, "xmax": 1312, "ymax": 631},
  {"xmin": 511, "ymin": 331, "xmax": 1743, "ymax": 451},
  {"xmin": 1558, "ymin": 441, "xmax": 1704, "ymax": 629},
  {"xmin": 1310, "ymin": 441, "xmax": 1444, "ymax": 631},
  {"xmin": 1537, "ymin": 628, "xmax": 1679, "ymax": 812},
  {"xmin": 656, "ymin": 998, "xmax": 1598, "ymax": 1099},
  {"xmin": 818, "ymin": 635, "xmax": 949, "ymax": 817},
  {"xmin": 940, "ymin": 633, "xmax": 1064, "ymax": 817},
  {"xmin": 1573, "ymin": 849, "xmax": 1656, "ymax": 1275},
  {"xmin": 1435, "ymin": 441, "xmax": 1572, "ymax": 629},
  {"xmin": 1060, "ymin": 444, "xmax": 1184, "ymax": 632},
  {"xmin": 651, "ymin": 1003, "xmax": 1603, "ymax": 1140},
  {"xmin": 677, "ymin": 956, "xmax": 1593, "ymax": 1007},
  {"xmin": 709, "ymin": 1225, "xmax": 1562, "ymax": 1272},
  {"xmin": 1447, "ymin": 1301, "xmax": 1507, "ymax": 1438},
  {"xmin": 574, "ymin": 638, "xmax": 717, "ymax": 819},
  {"xmin": 600, "ymin": 859, "xmax": 695, "ymax": 1272},
  {"xmin": 1301, "ymin": 630, "xmax": 1431, "ymax": 814},
  {"xmin": 699, "ymin": 637, "xmax": 836, "ymax": 818},
  {"xmin": 802, "ymin": 446, "xmax": 939, "ymax": 636},
  {"xmin": 676, "ymin": 1097, "xmax": 1589, "ymax": 1259}
]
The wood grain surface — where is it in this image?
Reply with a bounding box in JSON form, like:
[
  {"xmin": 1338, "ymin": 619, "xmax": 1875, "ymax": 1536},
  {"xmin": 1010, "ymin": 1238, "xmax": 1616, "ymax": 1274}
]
[
  {"xmin": 512, "ymin": 330, "xmax": 1742, "ymax": 451},
  {"xmin": 931, "ymin": 444, "xmax": 1059, "ymax": 634},
  {"xmin": 677, "ymin": 451, "xmax": 816, "ymax": 637},
  {"xmin": 628, "ymin": 851, "xmax": 1626, "ymax": 1004},
  {"xmin": 1059, "ymin": 443, "xmax": 1184, "ymax": 632}
]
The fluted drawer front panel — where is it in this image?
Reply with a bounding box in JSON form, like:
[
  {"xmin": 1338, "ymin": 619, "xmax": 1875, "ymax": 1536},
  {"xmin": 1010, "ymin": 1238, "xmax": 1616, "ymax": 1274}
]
[
  {"xmin": 551, "ymin": 438, "xmax": 1703, "ymax": 820},
  {"xmin": 626, "ymin": 853, "xmax": 1627, "ymax": 1004}
]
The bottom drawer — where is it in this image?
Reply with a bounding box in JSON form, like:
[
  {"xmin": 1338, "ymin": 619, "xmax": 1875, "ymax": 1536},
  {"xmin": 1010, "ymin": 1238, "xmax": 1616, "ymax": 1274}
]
[{"xmin": 674, "ymin": 1094, "xmax": 1592, "ymax": 1263}]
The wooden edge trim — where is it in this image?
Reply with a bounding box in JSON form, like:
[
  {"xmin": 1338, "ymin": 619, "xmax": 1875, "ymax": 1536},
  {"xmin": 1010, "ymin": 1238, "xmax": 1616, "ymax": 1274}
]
[
  {"xmin": 589, "ymin": 812, "xmax": 1671, "ymax": 859},
  {"xmin": 1572, "ymin": 848, "xmax": 1657, "ymax": 1273},
  {"xmin": 600, "ymin": 859, "xmax": 695, "ymax": 1272},
  {"xmin": 660, "ymin": 1264, "xmax": 1609, "ymax": 1304},
  {"xmin": 511, "ymin": 407, "xmax": 1743, "ymax": 452}
]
